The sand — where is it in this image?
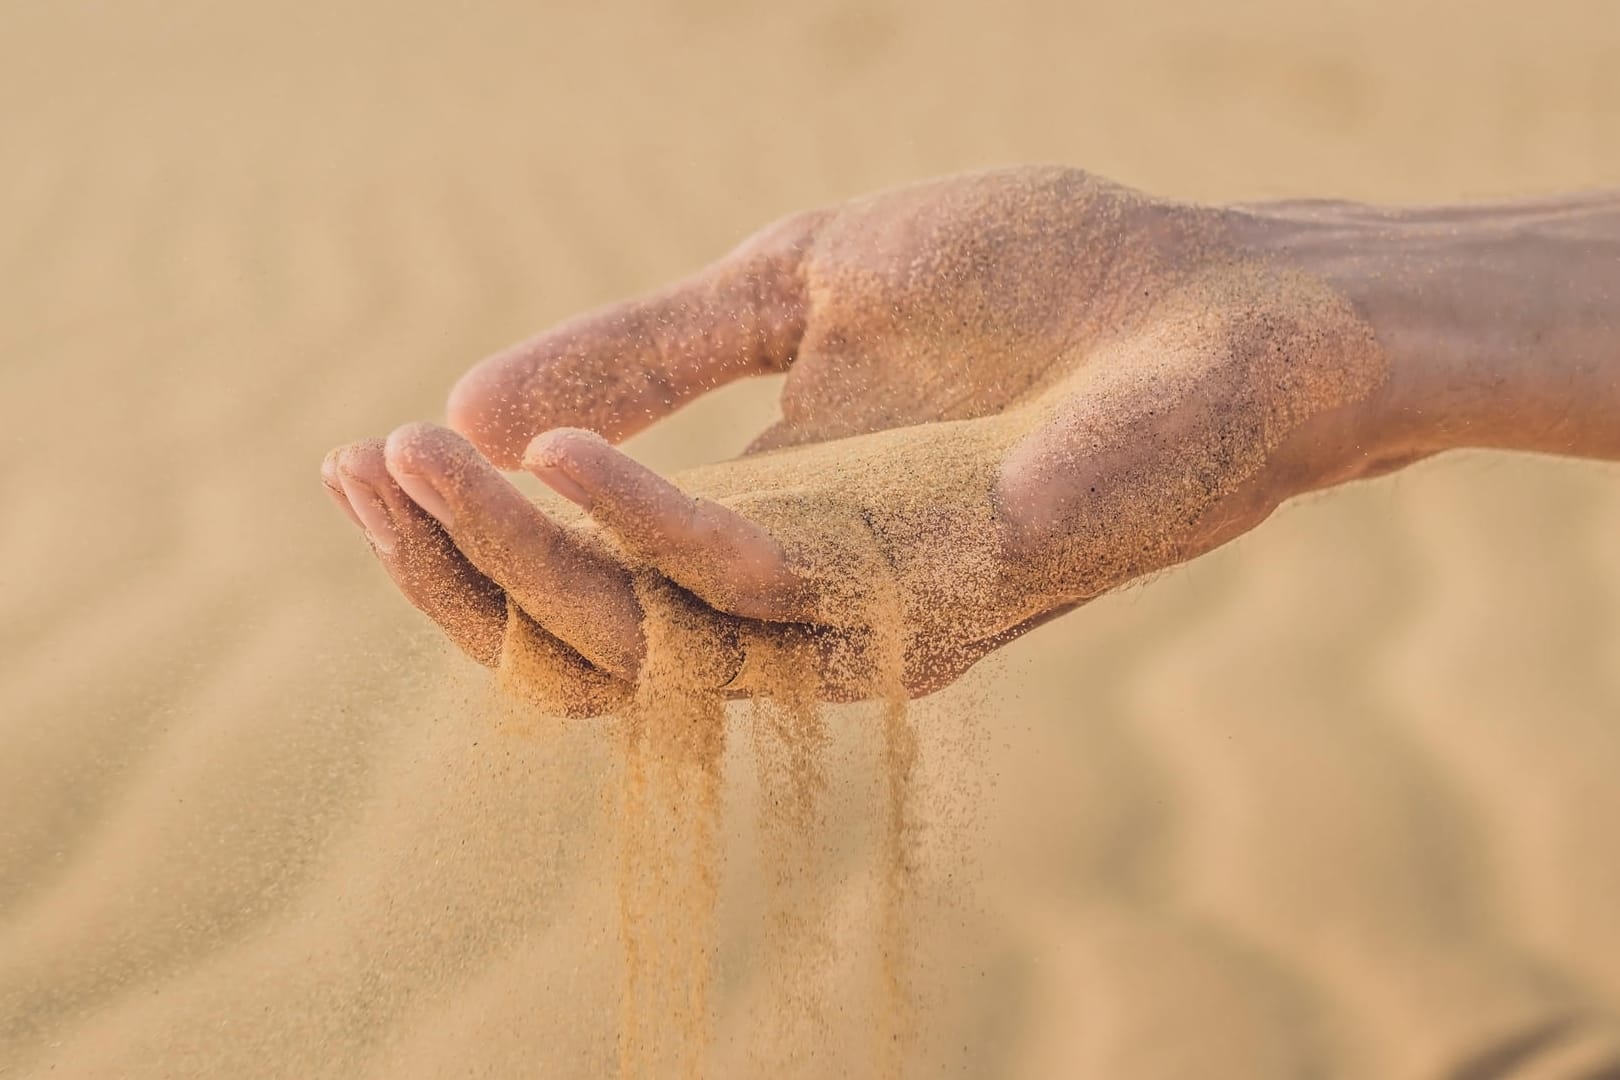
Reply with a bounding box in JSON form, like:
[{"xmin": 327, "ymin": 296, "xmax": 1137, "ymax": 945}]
[{"xmin": 6, "ymin": 0, "xmax": 1620, "ymax": 1077}]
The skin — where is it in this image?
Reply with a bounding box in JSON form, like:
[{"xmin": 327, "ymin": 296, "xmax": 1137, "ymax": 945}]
[{"xmin": 320, "ymin": 166, "xmax": 1620, "ymax": 703}]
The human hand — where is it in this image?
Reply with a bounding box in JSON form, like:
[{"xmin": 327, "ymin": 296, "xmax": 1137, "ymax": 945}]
[{"xmin": 321, "ymin": 166, "xmax": 1387, "ymax": 708}]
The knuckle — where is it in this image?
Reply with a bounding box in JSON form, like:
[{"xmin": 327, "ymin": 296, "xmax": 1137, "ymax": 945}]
[{"xmin": 733, "ymin": 207, "xmax": 828, "ymax": 264}]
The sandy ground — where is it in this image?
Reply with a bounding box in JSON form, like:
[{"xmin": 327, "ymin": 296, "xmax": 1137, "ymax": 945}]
[{"xmin": 5, "ymin": 1, "xmax": 1620, "ymax": 1076}]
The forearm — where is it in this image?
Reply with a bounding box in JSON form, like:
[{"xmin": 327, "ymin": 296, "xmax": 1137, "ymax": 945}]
[{"xmin": 1233, "ymin": 194, "xmax": 1620, "ymax": 485}]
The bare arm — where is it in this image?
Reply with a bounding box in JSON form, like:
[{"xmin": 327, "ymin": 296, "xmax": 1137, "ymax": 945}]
[{"xmin": 1236, "ymin": 194, "xmax": 1620, "ymax": 491}]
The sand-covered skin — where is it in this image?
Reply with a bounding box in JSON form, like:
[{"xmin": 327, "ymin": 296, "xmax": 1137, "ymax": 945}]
[{"xmin": 6, "ymin": 1, "xmax": 1620, "ymax": 1077}]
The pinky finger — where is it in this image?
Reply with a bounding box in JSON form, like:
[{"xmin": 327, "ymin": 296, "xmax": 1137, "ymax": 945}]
[{"xmin": 322, "ymin": 441, "xmax": 507, "ymax": 666}]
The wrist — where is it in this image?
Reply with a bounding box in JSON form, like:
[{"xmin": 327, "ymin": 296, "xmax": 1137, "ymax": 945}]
[{"xmin": 1230, "ymin": 194, "xmax": 1620, "ymax": 490}]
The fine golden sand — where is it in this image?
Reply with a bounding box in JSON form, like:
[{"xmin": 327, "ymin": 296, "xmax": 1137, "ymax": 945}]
[{"xmin": 6, "ymin": 1, "xmax": 1620, "ymax": 1077}]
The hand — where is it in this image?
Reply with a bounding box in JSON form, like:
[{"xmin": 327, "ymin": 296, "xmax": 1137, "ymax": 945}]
[{"xmin": 321, "ymin": 166, "xmax": 1388, "ymax": 708}]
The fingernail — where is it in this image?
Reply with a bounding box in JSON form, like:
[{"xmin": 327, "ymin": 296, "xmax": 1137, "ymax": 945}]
[
  {"xmin": 527, "ymin": 463, "xmax": 593, "ymax": 509},
  {"xmin": 523, "ymin": 432, "xmax": 597, "ymax": 508},
  {"xmin": 338, "ymin": 475, "xmax": 399, "ymax": 554},
  {"xmin": 391, "ymin": 468, "xmax": 455, "ymax": 527},
  {"xmin": 322, "ymin": 480, "xmax": 366, "ymax": 532}
]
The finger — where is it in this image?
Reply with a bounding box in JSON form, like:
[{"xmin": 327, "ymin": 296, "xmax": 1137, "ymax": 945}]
[
  {"xmin": 320, "ymin": 464, "xmax": 366, "ymax": 532},
  {"xmin": 383, "ymin": 422, "xmax": 645, "ymax": 678},
  {"xmin": 447, "ymin": 210, "xmax": 825, "ymax": 467},
  {"xmin": 522, "ymin": 428, "xmax": 811, "ymax": 623},
  {"xmin": 321, "ymin": 441, "xmax": 506, "ymax": 666}
]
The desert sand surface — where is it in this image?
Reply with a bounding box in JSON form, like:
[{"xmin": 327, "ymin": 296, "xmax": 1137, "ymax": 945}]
[{"xmin": 5, "ymin": 1, "xmax": 1620, "ymax": 1076}]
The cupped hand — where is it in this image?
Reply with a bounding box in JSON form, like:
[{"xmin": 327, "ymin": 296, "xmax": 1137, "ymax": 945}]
[{"xmin": 321, "ymin": 166, "xmax": 1386, "ymax": 707}]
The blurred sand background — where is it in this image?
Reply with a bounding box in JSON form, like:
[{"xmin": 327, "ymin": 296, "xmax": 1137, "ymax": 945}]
[{"xmin": 5, "ymin": 0, "xmax": 1620, "ymax": 1076}]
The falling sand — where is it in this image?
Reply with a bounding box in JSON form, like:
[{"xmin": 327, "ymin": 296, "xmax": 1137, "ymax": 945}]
[{"xmin": 500, "ymin": 543, "xmax": 921, "ymax": 1078}]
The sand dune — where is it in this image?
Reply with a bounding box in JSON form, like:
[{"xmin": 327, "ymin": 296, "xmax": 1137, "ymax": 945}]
[{"xmin": 4, "ymin": 1, "xmax": 1620, "ymax": 1076}]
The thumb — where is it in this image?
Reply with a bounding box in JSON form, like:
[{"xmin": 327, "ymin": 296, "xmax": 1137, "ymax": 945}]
[{"xmin": 447, "ymin": 209, "xmax": 825, "ymax": 468}]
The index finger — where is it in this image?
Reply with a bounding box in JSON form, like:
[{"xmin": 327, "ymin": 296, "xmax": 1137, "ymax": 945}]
[{"xmin": 447, "ymin": 209, "xmax": 826, "ymax": 468}]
